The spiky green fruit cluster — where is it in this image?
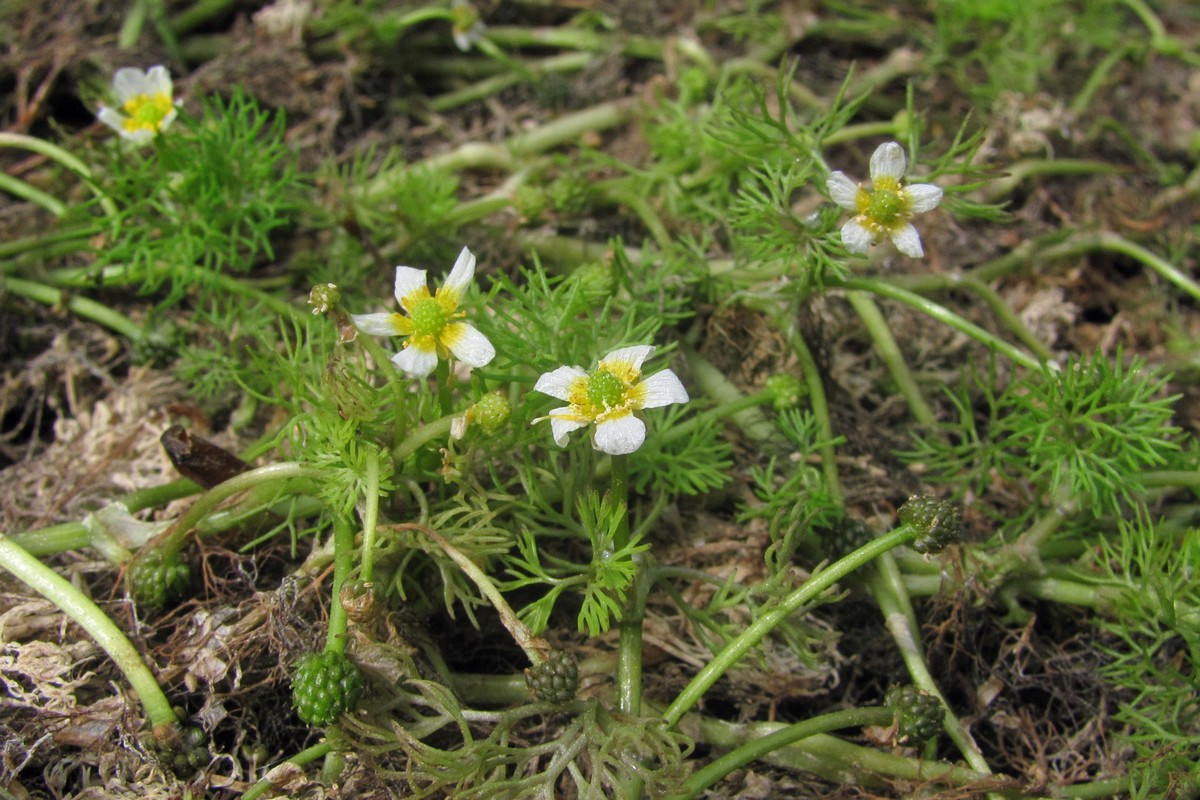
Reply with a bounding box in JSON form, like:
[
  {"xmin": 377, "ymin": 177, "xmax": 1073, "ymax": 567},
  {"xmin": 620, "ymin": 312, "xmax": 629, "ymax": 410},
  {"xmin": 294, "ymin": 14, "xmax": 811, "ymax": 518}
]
[
  {"xmin": 129, "ymin": 549, "xmax": 190, "ymax": 609},
  {"xmin": 898, "ymin": 495, "xmax": 962, "ymax": 554},
  {"xmin": 291, "ymin": 651, "xmax": 364, "ymax": 726},
  {"xmin": 885, "ymin": 684, "xmax": 945, "ymax": 745},
  {"xmin": 473, "ymin": 392, "xmax": 512, "ymax": 435},
  {"xmin": 525, "ymin": 649, "xmax": 579, "ymax": 704}
]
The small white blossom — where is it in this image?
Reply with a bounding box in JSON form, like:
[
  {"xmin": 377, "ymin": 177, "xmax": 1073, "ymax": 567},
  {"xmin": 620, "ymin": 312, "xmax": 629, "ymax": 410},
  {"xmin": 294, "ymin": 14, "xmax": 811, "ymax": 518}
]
[
  {"xmin": 450, "ymin": 0, "xmax": 485, "ymax": 52},
  {"xmin": 533, "ymin": 345, "xmax": 689, "ymax": 455},
  {"xmin": 826, "ymin": 141, "xmax": 942, "ymax": 258},
  {"xmin": 97, "ymin": 66, "xmax": 179, "ymax": 143},
  {"xmin": 352, "ymin": 247, "xmax": 495, "ymax": 378}
]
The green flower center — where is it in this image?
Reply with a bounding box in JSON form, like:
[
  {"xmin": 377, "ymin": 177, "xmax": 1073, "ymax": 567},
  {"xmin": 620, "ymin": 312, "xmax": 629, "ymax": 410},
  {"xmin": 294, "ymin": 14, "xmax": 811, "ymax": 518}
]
[
  {"xmin": 410, "ymin": 297, "xmax": 448, "ymax": 337},
  {"xmin": 867, "ymin": 187, "xmax": 905, "ymax": 225},
  {"xmin": 586, "ymin": 370, "xmax": 625, "ymax": 409},
  {"xmin": 122, "ymin": 92, "xmax": 173, "ymax": 132}
]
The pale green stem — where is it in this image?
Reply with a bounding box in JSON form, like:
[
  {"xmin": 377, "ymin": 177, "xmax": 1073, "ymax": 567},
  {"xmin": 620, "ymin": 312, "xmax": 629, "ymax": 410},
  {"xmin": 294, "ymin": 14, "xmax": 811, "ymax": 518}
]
[
  {"xmin": 694, "ymin": 716, "xmax": 990, "ymax": 788},
  {"xmin": 430, "ymin": 52, "xmax": 593, "ymax": 111},
  {"xmin": 846, "ymin": 290, "xmax": 936, "ymax": 425},
  {"xmin": 0, "ymin": 133, "xmax": 117, "ymax": 217},
  {"xmin": 0, "ymin": 170, "xmax": 65, "ymax": 216},
  {"xmin": 866, "ymin": 553, "xmax": 993, "ymax": 776},
  {"xmin": 824, "ymin": 120, "xmax": 898, "ymax": 145},
  {"xmin": 0, "ymin": 223, "xmax": 99, "ymax": 261},
  {"xmin": 118, "ymin": 0, "xmax": 149, "ymax": 47},
  {"xmin": 483, "ymin": 25, "xmax": 663, "ymax": 59},
  {"xmin": 46, "ymin": 262, "xmax": 310, "ymax": 324},
  {"xmin": 888, "ymin": 272, "xmax": 1055, "ymax": 362},
  {"xmin": 1118, "ymin": 0, "xmax": 1200, "ymax": 65},
  {"xmin": 662, "ymin": 525, "xmax": 915, "ymax": 728},
  {"xmin": 611, "ymin": 456, "xmax": 643, "ymax": 716},
  {"xmin": 360, "ymin": 100, "xmax": 633, "ymax": 201},
  {"xmin": 325, "ymin": 517, "xmax": 354, "ymax": 656},
  {"xmin": 161, "ymin": 463, "xmax": 326, "ymax": 557},
  {"xmin": 681, "ymin": 348, "xmax": 777, "ymax": 444},
  {"xmin": 1010, "ymin": 486, "xmax": 1076, "ymax": 569},
  {"xmin": 359, "ymin": 447, "xmax": 381, "ymax": 585},
  {"xmin": 3, "ymin": 276, "xmax": 144, "ymax": 341},
  {"xmin": 779, "ymin": 324, "xmax": 845, "ymax": 504},
  {"xmin": 240, "ymin": 742, "xmax": 334, "ymax": 800},
  {"xmin": 833, "ymin": 276, "xmax": 1043, "ymax": 371},
  {"xmin": 392, "ymin": 414, "xmax": 457, "ymax": 463},
  {"xmin": 1040, "ymin": 232, "xmax": 1200, "ymax": 304},
  {"xmin": 672, "ymin": 707, "xmax": 894, "ymax": 799},
  {"xmin": 983, "ymin": 159, "xmax": 1126, "ymax": 201},
  {"xmin": 0, "ymin": 534, "xmax": 178, "ymax": 731},
  {"xmin": 1071, "ymin": 44, "xmax": 1137, "ymax": 114}
]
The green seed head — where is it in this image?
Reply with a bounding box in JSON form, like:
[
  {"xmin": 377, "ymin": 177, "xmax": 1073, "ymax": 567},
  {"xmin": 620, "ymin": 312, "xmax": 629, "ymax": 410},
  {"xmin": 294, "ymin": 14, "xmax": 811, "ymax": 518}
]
[
  {"xmin": 410, "ymin": 297, "xmax": 448, "ymax": 337},
  {"xmin": 764, "ymin": 373, "xmax": 804, "ymax": 411},
  {"xmin": 867, "ymin": 188, "xmax": 905, "ymax": 225},
  {"xmin": 587, "ymin": 369, "xmax": 625, "ymax": 409}
]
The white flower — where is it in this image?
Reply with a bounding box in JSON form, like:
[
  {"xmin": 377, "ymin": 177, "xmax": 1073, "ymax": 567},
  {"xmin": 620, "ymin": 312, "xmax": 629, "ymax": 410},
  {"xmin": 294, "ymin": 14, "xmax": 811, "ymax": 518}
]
[
  {"xmin": 450, "ymin": 0, "xmax": 485, "ymax": 52},
  {"xmin": 351, "ymin": 247, "xmax": 495, "ymax": 378},
  {"xmin": 97, "ymin": 66, "xmax": 179, "ymax": 143},
  {"xmin": 826, "ymin": 141, "xmax": 943, "ymax": 258},
  {"xmin": 533, "ymin": 345, "xmax": 689, "ymax": 455}
]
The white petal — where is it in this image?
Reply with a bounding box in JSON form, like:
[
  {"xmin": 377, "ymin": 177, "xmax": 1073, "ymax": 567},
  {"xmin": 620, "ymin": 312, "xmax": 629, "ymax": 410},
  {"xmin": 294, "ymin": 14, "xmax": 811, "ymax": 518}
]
[
  {"xmin": 159, "ymin": 107, "xmax": 178, "ymax": 132},
  {"xmin": 826, "ymin": 172, "xmax": 860, "ymax": 210},
  {"xmin": 351, "ymin": 312, "xmax": 402, "ymax": 336},
  {"xmin": 638, "ymin": 370, "xmax": 689, "ymax": 409},
  {"xmin": 96, "ymin": 106, "xmax": 127, "ymax": 134},
  {"xmin": 393, "ymin": 345, "xmax": 438, "ymax": 377},
  {"xmin": 840, "ymin": 219, "xmax": 873, "ymax": 253},
  {"xmin": 534, "ymin": 366, "xmax": 587, "ymax": 401},
  {"xmin": 112, "ymin": 68, "xmax": 152, "ymax": 102},
  {"xmin": 594, "ymin": 415, "xmax": 646, "ymax": 455},
  {"xmin": 904, "ymin": 183, "xmax": 942, "ymax": 213},
  {"xmin": 869, "ymin": 141, "xmax": 906, "ymax": 181},
  {"xmin": 145, "ymin": 65, "xmax": 172, "ymax": 97},
  {"xmin": 443, "ymin": 322, "xmax": 495, "ymax": 368},
  {"xmin": 121, "ymin": 127, "xmax": 155, "ymax": 144},
  {"xmin": 599, "ymin": 345, "xmax": 655, "ymax": 372},
  {"xmin": 393, "ymin": 267, "xmax": 427, "ymax": 303},
  {"xmin": 891, "ymin": 223, "xmax": 925, "ymax": 258},
  {"xmin": 548, "ymin": 413, "xmax": 586, "ymax": 447},
  {"xmin": 453, "ymin": 30, "xmax": 472, "ymax": 51},
  {"xmin": 443, "ymin": 247, "xmax": 476, "ymax": 295}
]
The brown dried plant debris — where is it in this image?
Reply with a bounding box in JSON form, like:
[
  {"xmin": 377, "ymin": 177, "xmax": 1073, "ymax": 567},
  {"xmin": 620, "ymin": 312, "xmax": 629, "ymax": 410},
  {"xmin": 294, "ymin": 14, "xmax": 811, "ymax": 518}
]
[{"xmin": 0, "ymin": 338, "xmax": 187, "ymax": 531}]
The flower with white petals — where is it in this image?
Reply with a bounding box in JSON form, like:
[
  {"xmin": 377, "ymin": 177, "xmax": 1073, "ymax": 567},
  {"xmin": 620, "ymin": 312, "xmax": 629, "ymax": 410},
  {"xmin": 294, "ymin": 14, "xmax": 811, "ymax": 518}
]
[
  {"xmin": 97, "ymin": 66, "xmax": 179, "ymax": 143},
  {"xmin": 352, "ymin": 247, "xmax": 495, "ymax": 378},
  {"xmin": 450, "ymin": 0, "xmax": 485, "ymax": 52},
  {"xmin": 826, "ymin": 141, "xmax": 942, "ymax": 258},
  {"xmin": 533, "ymin": 346, "xmax": 689, "ymax": 455}
]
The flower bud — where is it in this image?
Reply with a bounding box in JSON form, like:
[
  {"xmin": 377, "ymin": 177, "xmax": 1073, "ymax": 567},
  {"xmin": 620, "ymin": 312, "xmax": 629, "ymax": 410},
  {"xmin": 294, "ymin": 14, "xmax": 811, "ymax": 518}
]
[
  {"xmin": 764, "ymin": 373, "xmax": 804, "ymax": 411},
  {"xmin": 898, "ymin": 495, "xmax": 962, "ymax": 554},
  {"xmin": 308, "ymin": 283, "xmax": 341, "ymax": 315}
]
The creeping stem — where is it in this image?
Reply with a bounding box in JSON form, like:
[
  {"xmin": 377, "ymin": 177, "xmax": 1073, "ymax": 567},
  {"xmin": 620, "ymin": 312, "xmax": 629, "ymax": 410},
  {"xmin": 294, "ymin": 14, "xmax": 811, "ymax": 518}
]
[
  {"xmin": 0, "ymin": 534, "xmax": 178, "ymax": 731},
  {"xmin": 866, "ymin": 553, "xmax": 993, "ymax": 776},
  {"xmin": 833, "ymin": 276, "xmax": 1043, "ymax": 371},
  {"xmin": 671, "ymin": 707, "xmax": 894, "ymax": 800},
  {"xmin": 663, "ymin": 525, "xmax": 915, "ymax": 728},
  {"xmin": 160, "ymin": 463, "xmax": 326, "ymax": 557}
]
